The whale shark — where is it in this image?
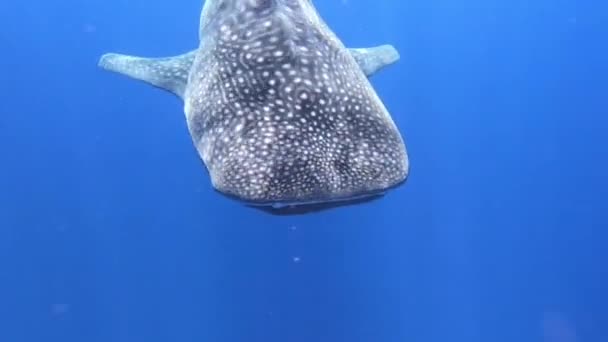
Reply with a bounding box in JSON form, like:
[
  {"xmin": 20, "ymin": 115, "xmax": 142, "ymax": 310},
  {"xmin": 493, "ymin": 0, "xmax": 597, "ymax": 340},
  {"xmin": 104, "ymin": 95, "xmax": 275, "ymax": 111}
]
[{"xmin": 98, "ymin": 0, "xmax": 409, "ymax": 213}]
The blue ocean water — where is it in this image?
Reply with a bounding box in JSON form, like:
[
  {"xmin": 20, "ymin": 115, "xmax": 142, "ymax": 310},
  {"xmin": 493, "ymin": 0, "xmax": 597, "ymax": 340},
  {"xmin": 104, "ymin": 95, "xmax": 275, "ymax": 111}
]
[{"xmin": 0, "ymin": 0, "xmax": 606, "ymax": 341}]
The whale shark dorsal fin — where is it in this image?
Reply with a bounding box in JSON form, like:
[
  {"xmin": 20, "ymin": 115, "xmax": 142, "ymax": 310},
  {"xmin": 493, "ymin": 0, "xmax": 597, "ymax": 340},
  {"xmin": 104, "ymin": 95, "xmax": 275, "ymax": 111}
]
[
  {"xmin": 97, "ymin": 45, "xmax": 399, "ymax": 98},
  {"xmin": 98, "ymin": 50, "xmax": 197, "ymax": 99}
]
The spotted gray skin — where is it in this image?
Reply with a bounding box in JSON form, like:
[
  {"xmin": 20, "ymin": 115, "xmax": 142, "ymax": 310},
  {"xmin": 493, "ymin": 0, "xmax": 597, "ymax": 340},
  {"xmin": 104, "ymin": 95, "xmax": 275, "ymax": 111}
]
[{"xmin": 99, "ymin": 0, "xmax": 409, "ymax": 207}]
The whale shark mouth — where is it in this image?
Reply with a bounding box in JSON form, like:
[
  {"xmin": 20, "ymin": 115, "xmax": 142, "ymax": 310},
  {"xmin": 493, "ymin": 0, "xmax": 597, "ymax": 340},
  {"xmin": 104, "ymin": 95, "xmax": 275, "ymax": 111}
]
[
  {"xmin": 216, "ymin": 175, "xmax": 408, "ymax": 215},
  {"xmin": 250, "ymin": 190, "xmax": 387, "ymax": 209},
  {"xmin": 245, "ymin": 192, "xmax": 387, "ymax": 215}
]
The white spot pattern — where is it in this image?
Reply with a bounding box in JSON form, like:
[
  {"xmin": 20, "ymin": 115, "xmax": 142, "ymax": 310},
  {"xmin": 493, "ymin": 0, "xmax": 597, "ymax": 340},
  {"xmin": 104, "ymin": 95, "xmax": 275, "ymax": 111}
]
[{"xmin": 185, "ymin": 0, "xmax": 408, "ymax": 204}]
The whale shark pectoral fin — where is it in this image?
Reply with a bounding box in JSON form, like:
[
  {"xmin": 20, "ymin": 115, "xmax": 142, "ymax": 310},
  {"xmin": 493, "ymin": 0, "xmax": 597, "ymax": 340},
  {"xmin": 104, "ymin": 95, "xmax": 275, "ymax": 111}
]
[
  {"xmin": 348, "ymin": 44, "xmax": 401, "ymax": 77},
  {"xmin": 96, "ymin": 44, "xmax": 398, "ymax": 97},
  {"xmin": 98, "ymin": 50, "xmax": 197, "ymax": 99}
]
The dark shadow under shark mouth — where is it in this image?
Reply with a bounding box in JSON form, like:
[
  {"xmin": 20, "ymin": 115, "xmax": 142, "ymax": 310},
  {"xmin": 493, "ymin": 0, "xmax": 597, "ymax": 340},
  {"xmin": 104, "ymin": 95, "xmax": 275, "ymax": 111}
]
[{"xmin": 246, "ymin": 193, "xmax": 386, "ymax": 215}]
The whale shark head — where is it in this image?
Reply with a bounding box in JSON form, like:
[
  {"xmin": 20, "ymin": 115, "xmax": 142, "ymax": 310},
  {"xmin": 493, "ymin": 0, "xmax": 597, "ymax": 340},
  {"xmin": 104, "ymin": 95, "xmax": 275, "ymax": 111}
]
[{"xmin": 185, "ymin": 0, "xmax": 409, "ymax": 209}]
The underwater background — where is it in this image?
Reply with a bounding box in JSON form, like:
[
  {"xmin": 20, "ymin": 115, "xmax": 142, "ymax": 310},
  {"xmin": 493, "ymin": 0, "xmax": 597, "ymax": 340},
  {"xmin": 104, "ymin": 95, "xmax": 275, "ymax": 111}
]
[{"xmin": 0, "ymin": 0, "xmax": 606, "ymax": 341}]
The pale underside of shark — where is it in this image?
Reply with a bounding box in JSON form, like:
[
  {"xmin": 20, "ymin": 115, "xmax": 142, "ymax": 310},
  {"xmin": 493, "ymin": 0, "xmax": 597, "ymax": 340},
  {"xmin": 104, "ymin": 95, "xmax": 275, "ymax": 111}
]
[{"xmin": 98, "ymin": 0, "xmax": 409, "ymax": 212}]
